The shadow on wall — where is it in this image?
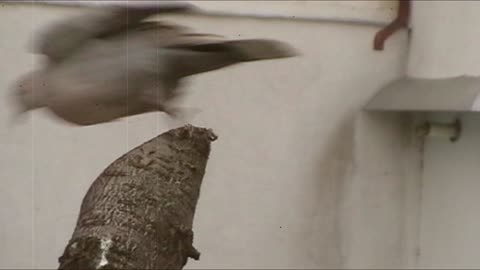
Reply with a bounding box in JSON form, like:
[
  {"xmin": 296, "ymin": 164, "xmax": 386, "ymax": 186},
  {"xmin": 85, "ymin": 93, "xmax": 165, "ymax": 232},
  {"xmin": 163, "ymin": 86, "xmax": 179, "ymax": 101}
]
[
  {"xmin": 339, "ymin": 111, "xmax": 422, "ymax": 269},
  {"xmin": 289, "ymin": 111, "xmax": 355, "ymax": 268},
  {"xmin": 287, "ymin": 108, "xmax": 422, "ymax": 268}
]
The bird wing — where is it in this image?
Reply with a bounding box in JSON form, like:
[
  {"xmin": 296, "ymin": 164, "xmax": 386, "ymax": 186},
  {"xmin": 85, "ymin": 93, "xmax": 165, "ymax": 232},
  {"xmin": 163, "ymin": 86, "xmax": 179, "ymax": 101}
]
[
  {"xmin": 120, "ymin": 21, "xmax": 297, "ymax": 78},
  {"xmin": 124, "ymin": 20, "xmax": 228, "ymax": 49},
  {"xmin": 34, "ymin": 4, "xmax": 194, "ymax": 63}
]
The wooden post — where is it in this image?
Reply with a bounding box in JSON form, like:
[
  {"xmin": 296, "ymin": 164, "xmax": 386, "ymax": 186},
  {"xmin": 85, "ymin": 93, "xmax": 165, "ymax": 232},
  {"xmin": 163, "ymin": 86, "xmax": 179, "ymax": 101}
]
[{"xmin": 58, "ymin": 125, "xmax": 217, "ymax": 270}]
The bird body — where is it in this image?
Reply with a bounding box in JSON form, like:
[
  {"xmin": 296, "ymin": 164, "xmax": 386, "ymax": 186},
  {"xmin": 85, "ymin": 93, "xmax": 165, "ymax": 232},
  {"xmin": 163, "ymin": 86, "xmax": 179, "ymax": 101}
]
[{"xmin": 13, "ymin": 4, "xmax": 297, "ymax": 125}]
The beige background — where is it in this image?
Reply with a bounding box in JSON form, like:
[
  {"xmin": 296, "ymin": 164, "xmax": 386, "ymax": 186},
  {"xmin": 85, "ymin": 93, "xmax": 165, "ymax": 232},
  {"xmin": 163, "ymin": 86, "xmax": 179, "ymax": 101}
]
[{"xmin": 4, "ymin": 1, "xmax": 475, "ymax": 269}]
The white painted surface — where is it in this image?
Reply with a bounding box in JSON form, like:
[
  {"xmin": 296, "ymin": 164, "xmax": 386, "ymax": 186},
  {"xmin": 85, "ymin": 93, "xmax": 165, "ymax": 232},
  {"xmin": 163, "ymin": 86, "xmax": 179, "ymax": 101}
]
[
  {"xmin": 419, "ymin": 114, "xmax": 480, "ymax": 269},
  {"xmin": 189, "ymin": 0, "xmax": 397, "ymax": 25},
  {"xmin": 406, "ymin": 1, "xmax": 480, "ymax": 268},
  {"xmin": 341, "ymin": 113, "xmax": 422, "ymax": 269},
  {"xmin": 0, "ymin": 3, "xmax": 413, "ymax": 269},
  {"xmin": 19, "ymin": 0, "xmax": 398, "ymax": 25},
  {"xmin": 472, "ymin": 94, "xmax": 480, "ymax": 111},
  {"xmin": 407, "ymin": 1, "xmax": 480, "ymax": 78},
  {"xmin": 365, "ymin": 76, "xmax": 480, "ymax": 112}
]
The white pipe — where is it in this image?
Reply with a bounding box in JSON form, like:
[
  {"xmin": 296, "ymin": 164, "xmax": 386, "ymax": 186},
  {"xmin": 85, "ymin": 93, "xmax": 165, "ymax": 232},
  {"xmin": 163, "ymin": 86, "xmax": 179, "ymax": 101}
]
[
  {"xmin": 2, "ymin": 0, "xmax": 395, "ymax": 28},
  {"xmin": 416, "ymin": 120, "xmax": 461, "ymax": 142}
]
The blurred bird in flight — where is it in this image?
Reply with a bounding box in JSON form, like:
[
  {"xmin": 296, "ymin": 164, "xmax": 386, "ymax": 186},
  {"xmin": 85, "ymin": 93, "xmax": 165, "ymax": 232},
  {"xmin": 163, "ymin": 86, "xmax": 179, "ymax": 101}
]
[{"xmin": 12, "ymin": 2, "xmax": 298, "ymax": 126}]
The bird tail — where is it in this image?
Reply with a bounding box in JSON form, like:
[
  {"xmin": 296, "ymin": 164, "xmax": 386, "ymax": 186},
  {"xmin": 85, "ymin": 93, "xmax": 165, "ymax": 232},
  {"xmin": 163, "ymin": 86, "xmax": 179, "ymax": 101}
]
[
  {"xmin": 222, "ymin": 39, "xmax": 299, "ymax": 62},
  {"xmin": 185, "ymin": 39, "xmax": 299, "ymax": 62},
  {"xmin": 167, "ymin": 39, "xmax": 298, "ymax": 77}
]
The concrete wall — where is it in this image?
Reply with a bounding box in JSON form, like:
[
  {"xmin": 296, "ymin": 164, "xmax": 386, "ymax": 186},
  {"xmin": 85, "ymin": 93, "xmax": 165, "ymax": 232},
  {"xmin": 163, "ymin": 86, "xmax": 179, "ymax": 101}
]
[
  {"xmin": 341, "ymin": 112, "xmax": 423, "ymax": 269},
  {"xmin": 408, "ymin": 1, "xmax": 480, "ymax": 269},
  {"xmin": 419, "ymin": 113, "xmax": 480, "ymax": 269},
  {"xmin": 407, "ymin": 1, "xmax": 480, "ymax": 78},
  {"xmin": 0, "ymin": 2, "xmax": 415, "ymax": 269}
]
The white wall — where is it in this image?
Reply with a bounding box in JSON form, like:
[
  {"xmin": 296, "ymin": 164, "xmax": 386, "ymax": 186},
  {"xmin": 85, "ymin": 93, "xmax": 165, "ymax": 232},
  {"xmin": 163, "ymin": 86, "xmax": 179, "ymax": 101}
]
[
  {"xmin": 407, "ymin": 1, "xmax": 480, "ymax": 269},
  {"xmin": 29, "ymin": 0, "xmax": 399, "ymax": 25},
  {"xmin": 419, "ymin": 113, "xmax": 480, "ymax": 269},
  {"xmin": 341, "ymin": 112, "xmax": 423, "ymax": 269},
  {"xmin": 0, "ymin": 2, "xmax": 413, "ymax": 269},
  {"xmin": 407, "ymin": 1, "xmax": 480, "ymax": 78}
]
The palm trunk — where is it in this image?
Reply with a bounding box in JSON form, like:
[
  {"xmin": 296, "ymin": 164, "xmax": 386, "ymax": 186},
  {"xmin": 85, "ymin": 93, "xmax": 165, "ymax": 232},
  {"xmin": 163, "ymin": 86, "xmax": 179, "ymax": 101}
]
[{"xmin": 58, "ymin": 125, "xmax": 217, "ymax": 270}]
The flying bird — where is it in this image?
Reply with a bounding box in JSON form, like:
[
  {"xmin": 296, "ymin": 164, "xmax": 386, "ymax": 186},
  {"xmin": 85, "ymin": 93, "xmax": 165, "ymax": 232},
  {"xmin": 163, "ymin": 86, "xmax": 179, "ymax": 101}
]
[{"xmin": 12, "ymin": 3, "xmax": 298, "ymax": 126}]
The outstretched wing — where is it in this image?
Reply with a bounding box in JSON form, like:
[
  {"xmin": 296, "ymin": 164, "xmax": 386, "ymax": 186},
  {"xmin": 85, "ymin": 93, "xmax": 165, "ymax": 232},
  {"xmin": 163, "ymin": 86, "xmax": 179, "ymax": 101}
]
[
  {"xmin": 34, "ymin": 3, "xmax": 194, "ymax": 63},
  {"xmin": 121, "ymin": 17, "xmax": 297, "ymax": 78}
]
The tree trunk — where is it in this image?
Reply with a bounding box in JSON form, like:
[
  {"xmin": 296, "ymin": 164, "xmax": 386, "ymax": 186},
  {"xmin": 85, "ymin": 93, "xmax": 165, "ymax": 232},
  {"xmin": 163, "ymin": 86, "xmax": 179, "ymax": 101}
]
[{"xmin": 58, "ymin": 125, "xmax": 217, "ymax": 270}]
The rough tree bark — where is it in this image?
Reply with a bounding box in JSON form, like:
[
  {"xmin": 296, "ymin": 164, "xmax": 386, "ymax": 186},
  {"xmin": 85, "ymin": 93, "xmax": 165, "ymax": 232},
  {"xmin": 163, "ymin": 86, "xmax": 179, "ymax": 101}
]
[{"xmin": 58, "ymin": 125, "xmax": 218, "ymax": 270}]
